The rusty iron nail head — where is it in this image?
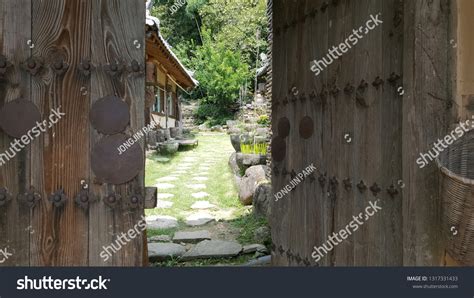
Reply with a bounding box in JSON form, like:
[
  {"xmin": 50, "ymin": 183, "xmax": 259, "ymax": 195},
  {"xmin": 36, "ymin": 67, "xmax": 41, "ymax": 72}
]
[{"xmin": 357, "ymin": 180, "xmax": 367, "ymax": 192}]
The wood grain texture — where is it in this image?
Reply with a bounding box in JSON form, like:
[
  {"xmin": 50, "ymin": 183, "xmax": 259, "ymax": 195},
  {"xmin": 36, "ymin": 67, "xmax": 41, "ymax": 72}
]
[
  {"xmin": 271, "ymin": 0, "xmax": 448, "ymax": 266},
  {"xmin": 0, "ymin": 0, "xmax": 32, "ymax": 267},
  {"xmin": 30, "ymin": 0, "xmax": 91, "ymax": 266},
  {"xmin": 402, "ymin": 0, "xmax": 451, "ymax": 266},
  {"xmin": 90, "ymin": 0, "xmax": 145, "ymax": 267}
]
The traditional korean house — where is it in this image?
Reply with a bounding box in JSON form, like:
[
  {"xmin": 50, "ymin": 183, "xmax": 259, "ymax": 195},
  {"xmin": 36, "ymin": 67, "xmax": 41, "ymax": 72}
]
[{"xmin": 145, "ymin": 6, "xmax": 198, "ymax": 129}]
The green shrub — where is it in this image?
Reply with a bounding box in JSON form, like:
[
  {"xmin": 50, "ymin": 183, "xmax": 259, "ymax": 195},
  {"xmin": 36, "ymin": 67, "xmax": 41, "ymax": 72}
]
[{"xmin": 256, "ymin": 115, "xmax": 270, "ymax": 126}]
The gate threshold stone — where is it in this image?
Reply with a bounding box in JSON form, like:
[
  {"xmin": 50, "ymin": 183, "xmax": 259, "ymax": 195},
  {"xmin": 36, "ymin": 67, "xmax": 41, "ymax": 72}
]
[
  {"xmin": 182, "ymin": 240, "xmax": 242, "ymax": 260},
  {"xmin": 148, "ymin": 243, "xmax": 186, "ymax": 261},
  {"xmin": 173, "ymin": 230, "xmax": 211, "ymax": 243}
]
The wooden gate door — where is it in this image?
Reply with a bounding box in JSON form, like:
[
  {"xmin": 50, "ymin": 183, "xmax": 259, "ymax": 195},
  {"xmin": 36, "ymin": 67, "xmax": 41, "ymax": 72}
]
[
  {"xmin": 270, "ymin": 0, "xmax": 452, "ymax": 266},
  {"xmin": 0, "ymin": 0, "xmax": 147, "ymax": 266}
]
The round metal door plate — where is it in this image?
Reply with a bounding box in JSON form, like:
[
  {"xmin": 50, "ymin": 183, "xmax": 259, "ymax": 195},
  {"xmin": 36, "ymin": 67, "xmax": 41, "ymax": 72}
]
[
  {"xmin": 278, "ymin": 117, "xmax": 290, "ymax": 138},
  {"xmin": 91, "ymin": 134, "xmax": 144, "ymax": 185},
  {"xmin": 0, "ymin": 98, "xmax": 41, "ymax": 138},
  {"xmin": 90, "ymin": 95, "xmax": 130, "ymax": 134},
  {"xmin": 271, "ymin": 136, "xmax": 286, "ymax": 162},
  {"xmin": 299, "ymin": 116, "xmax": 314, "ymax": 139}
]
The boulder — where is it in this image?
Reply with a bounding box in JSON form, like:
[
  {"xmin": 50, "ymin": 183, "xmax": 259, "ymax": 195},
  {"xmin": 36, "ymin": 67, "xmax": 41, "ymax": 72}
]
[
  {"xmin": 253, "ymin": 182, "xmax": 272, "ymax": 219},
  {"xmin": 238, "ymin": 165, "xmax": 269, "ymax": 205},
  {"xmin": 210, "ymin": 125, "xmax": 223, "ymax": 132},
  {"xmin": 255, "ymin": 127, "xmax": 268, "ymax": 137},
  {"xmin": 230, "ymin": 135, "xmax": 241, "ymax": 152},
  {"xmin": 228, "ymin": 152, "xmax": 240, "ymax": 177},
  {"xmin": 254, "ymin": 136, "xmax": 267, "ymax": 144},
  {"xmin": 198, "ymin": 124, "xmax": 209, "ymax": 131},
  {"xmin": 156, "ymin": 130, "xmax": 166, "ymax": 143},
  {"xmin": 236, "ymin": 153, "xmax": 267, "ymax": 174},
  {"xmin": 226, "ymin": 120, "xmax": 238, "ymax": 130},
  {"xmin": 147, "ymin": 131, "xmax": 157, "ymax": 147},
  {"xmin": 157, "ymin": 142, "xmax": 179, "ymax": 155},
  {"xmin": 253, "ymin": 226, "xmax": 271, "ymax": 244},
  {"xmin": 169, "ymin": 127, "xmax": 181, "ymax": 138},
  {"xmin": 242, "ymin": 244, "xmax": 268, "ymax": 254}
]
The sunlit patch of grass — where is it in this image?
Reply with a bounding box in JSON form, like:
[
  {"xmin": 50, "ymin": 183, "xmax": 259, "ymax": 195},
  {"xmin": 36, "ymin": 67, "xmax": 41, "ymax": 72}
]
[
  {"xmin": 145, "ymin": 132, "xmax": 246, "ymax": 221},
  {"xmin": 230, "ymin": 214, "xmax": 269, "ymax": 245}
]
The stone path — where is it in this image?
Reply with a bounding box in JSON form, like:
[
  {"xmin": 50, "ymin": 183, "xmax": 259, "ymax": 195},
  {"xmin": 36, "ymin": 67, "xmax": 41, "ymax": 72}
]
[{"xmin": 145, "ymin": 133, "xmax": 270, "ymax": 265}]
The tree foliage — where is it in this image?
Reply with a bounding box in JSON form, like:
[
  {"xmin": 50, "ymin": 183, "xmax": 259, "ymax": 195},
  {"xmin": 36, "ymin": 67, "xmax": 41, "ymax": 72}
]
[{"xmin": 150, "ymin": 0, "xmax": 268, "ymax": 125}]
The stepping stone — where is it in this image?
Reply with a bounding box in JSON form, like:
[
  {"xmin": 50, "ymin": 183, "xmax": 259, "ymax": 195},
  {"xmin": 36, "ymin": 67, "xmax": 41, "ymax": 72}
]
[
  {"xmin": 191, "ymin": 192, "xmax": 209, "ymax": 199},
  {"xmin": 156, "ymin": 200, "xmax": 173, "ymax": 209},
  {"xmin": 172, "ymin": 230, "xmax": 211, "ymax": 244},
  {"xmin": 158, "ymin": 193, "xmax": 174, "ymax": 199},
  {"xmin": 148, "ymin": 235, "xmax": 171, "ymax": 243},
  {"xmin": 193, "ymin": 177, "xmax": 208, "ymax": 181},
  {"xmin": 156, "ymin": 183, "xmax": 175, "ymax": 189},
  {"xmin": 146, "ymin": 215, "xmax": 178, "ymax": 229},
  {"xmin": 157, "ymin": 176, "xmax": 178, "ymax": 182},
  {"xmin": 155, "ymin": 157, "xmax": 171, "ymax": 163},
  {"xmin": 242, "ymin": 244, "xmax": 268, "ymax": 254},
  {"xmin": 148, "ymin": 243, "xmax": 186, "ymax": 261},
  {"xmin": 182, "ymin": 240, "xmax": 242, "ymax": 260},
  {"xmin": 191, "ymin": 201, "xmax": 216, "ymax": 210},
  {"xmin": 187, "ymin": 184, "xmax": 206, "ymax": 190},
  {"xmin": 185, "ymin": 213, "xmax": 215, "ymax": 226},
  {"xmin": 172, "ymin": 171, "xmax": 187, "ymax": 175}
]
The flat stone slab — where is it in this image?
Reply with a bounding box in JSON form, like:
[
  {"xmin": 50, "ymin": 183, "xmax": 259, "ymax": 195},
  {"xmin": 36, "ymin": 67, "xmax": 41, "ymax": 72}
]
[
  {"xmin": 186, "ymin": 184, "xmax": 206, "ymax": 190},
  {"xmin": 182, "ymin": 240, "xmax": 242, "ymax": 260},
  {"xmin": 191, "ymin": 192, "xmax": 210, "ymax": 199},
  {"xmin": 185, "ymin": 213, "xmax": 215, "ymax": 226},
  {"xmin": 173, "ymin": 230, "xmax": 211, "ymax": 243},
  {"xmin": 146, "ymin": 215, "xmax": 178, "ymax": 229},
  {"xmin": 156, "ymin": 183, "xmax": 175, "ymax": 189},
  {"xmin": 242, "ymin": 244, "xmax": 268, "ymax": 254},
  {"xmin": 157, "ymin": 176, "xmax": 178, "ymax": 182},
  {"xmin": 156, "ymin": 200, "xmax": 174, "ymax": 209},
  {"xmin": 191, "ymin": 201, "xmax": 216, "ymax": 210},
  {"xmin": 158, "ymin": 193, "xmax": 175, "ymax": 199},
  {"xmin": 149, "ymin": 235, "xmax": 171, "ymax": 242},
  {"xmin": 193, "ymin": 177, "xmax": 209, "ymax": 181},
  {"xmin": 148, "ymin": 243, "xmax": 186, "ymax": 261}
]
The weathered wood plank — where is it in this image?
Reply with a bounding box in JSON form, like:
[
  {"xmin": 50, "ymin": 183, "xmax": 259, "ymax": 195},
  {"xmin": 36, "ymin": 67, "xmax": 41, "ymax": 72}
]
[
  {"xmin": 402, "ymin": 0, "xmax": 450, "ymax": 266},
  {"xmin": 0, "ymin": 0, "xmax": 32, "ymax": 267},
  {"xmin": 30, "ymin": 0, "xmax": 91, "ymax": 266},
  {"xmin": 90, "ymin": 0, "xmax": 145, "ymax": 267},
  {"xmin": 380, "ymin": 0, "xmax": 403, "ymax": 266}
]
